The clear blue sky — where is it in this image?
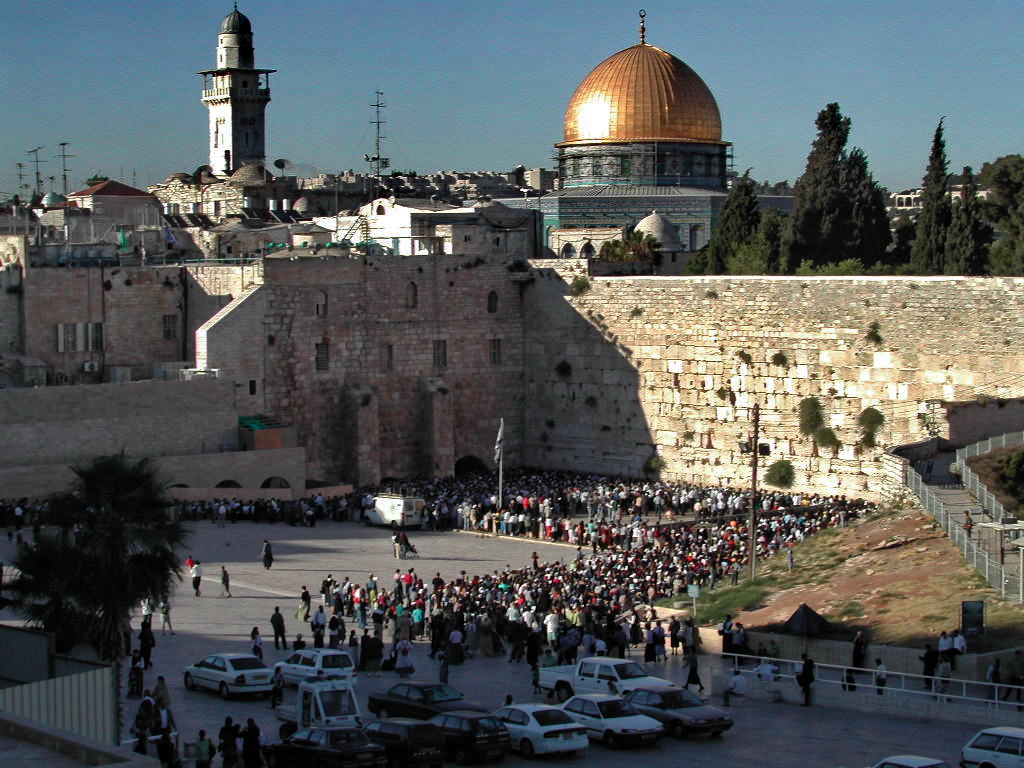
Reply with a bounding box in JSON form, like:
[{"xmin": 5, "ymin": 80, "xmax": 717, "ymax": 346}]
[{"xmin": 2, "ymin": 0, "xmax": 1020, "ymax": 197}]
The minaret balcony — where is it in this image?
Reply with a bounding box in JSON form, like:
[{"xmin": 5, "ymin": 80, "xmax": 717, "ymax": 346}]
[{"xmin": 201, "ymin": 87, "xmax": 271, "ymax": 101}]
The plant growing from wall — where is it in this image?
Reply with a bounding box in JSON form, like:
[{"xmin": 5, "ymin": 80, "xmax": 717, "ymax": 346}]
[
  {"xmin": 857, "ymin": 406, "xmax": 885, "ymax": 448},
  {"xmin": 630, "ymin": 306, "xmax": 643, "ymax": 317},
  {"xmin": 865, "ymin": 321, "xmax": 883, "ymax": 346},
  {"xmin": 568, "ymin": 275, "xmax": 591, "ymax": 296},
  {"xmin": 815, "ymin": 427, "xmax": 841, "ymax": 455},
  {"xmin": 716, "ymin": 387, "xmax": 730, "ymax": 401},
  {"xmin": 704, "ymin": 289, "xmax": 718, "ymax": 299},
  {"xmin": 798, "ymin": 396, "xmax": 825, "ymax": 436},
  {"xmin": 682, "ymin": 430, "xmax": 695, "ymax": 443},
  {"xmin": 737, "ymin": 350, "xmax": 753, "ymax": 365},
  {"xmin": 764, "ymin": 459, "xmax": 796, "ymax": 489},
  {"xmin": 645, "ymin": 454, "xmax": 667, "ymax": 475},
  {"xmin": 770, "ymin": 351, "xmax": 789, "ymax": 367}
]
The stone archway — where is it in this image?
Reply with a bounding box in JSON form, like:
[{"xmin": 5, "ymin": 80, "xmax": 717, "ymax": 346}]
[
  {"xmin": 260, "ymin": 476, "xmax": 291, "ymax": 489},
  {"xmin": 215, "ymin": 480, "xmax": 242, "ymax": 488},
  {"xmin": 454, "ymin": 455, "xmax": 489, "ymax": 477}
]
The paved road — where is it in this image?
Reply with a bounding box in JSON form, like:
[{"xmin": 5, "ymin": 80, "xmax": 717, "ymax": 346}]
[{"xmin": 0, "ymin": 520, "xmax": 984, "ymax": 767}]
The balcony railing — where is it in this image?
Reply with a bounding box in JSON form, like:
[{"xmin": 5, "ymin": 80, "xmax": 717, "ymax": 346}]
[{"xmin": 201, "ymin": 87, "xmax": 270, "ymax": 100}]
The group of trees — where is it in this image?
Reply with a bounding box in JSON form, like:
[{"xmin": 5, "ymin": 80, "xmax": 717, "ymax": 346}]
[{"xmin": 696, "ymin": 102, "xmax": 1021, "ymax": 276}]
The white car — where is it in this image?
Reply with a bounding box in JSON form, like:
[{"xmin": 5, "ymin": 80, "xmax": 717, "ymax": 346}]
[
  {"xmin": 183, "ymin": 653, "xmax": 273, "ymax": 699},
  {"xmin": 961, "ymin": 726, "xmax": 1024, "ymax": 768},
  {"xmin": 274, "ymin": 648, "xmax": 356, "ymax": 684},
  {"xmin": 561, "ymin": 694, "xmax": 663, "ymax": 748},
  {"xmin": 869, "ymin": 757, "xmax": 952, "ymax": 768},
  {"xmin": 494, "ymin": 703, "xmax": 589, "ymax": 758}
]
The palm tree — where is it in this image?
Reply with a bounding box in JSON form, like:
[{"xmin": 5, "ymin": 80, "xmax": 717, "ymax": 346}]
[
  {"xmin": 3, "ymin": 453, "xmax": 188, "ymax": 660},
  {"xmin": 599, "ymin": 231, "xmax": 661, "ymax": 264}
]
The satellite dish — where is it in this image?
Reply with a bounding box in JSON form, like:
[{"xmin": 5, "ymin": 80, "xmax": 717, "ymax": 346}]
[{"xmin": 273, "ymin": 159, "xmax": 291, "ymax": 172}]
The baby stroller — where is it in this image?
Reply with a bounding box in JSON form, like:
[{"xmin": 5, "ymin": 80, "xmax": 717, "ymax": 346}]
[{"xmin": 405, "ymin": 542, "xmax": 419, "ymax": 559}]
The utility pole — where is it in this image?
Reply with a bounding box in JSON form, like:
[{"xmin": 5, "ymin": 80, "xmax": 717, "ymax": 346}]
[
  {"xmin": 58, "ymin": 142, "xmax": 74, "ymax": 197},
  {"xmin": 364, "ymin": 91, "xmax": 390, "ymax": 202},
  {"xmin": 748, "ymin": 401, "xmax": 761, "ymax": 579},
  {"xmin": 26, "ymin": 146, "xmax": 46, "ymax": 198}
]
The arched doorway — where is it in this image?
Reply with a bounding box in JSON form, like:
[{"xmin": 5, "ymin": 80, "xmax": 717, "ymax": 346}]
[
  {"xmin": 260, "ymin": 476, "xmax": 291, "ymax": 489},
  {"xmin": 560, "ymin": 243, "xmax": 577, "ymax": 258},
  {"xmin": 454, "ymin": 455, "xmax": 489, "ymax": 477},
  {"xmin": 215, "ymin": 480, "xmax": 242, "ymax": 488}
]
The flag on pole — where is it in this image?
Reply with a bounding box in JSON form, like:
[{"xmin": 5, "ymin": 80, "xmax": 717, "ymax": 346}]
[{"xmin": 494, "ymin": 418, "xmax": 504, "ymax": 464}]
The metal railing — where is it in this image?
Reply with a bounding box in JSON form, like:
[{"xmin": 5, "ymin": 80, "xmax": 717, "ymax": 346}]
[
  {"xmin": 727, "ymin": 652, "xmax": 1024, "ymax": 712},
  {"xmin": 906, "ymin": 466, "xmax": 1022, "ymax": 601},
  {"xmin": 955, "ymin": 431, "xmax": 1024, "ymax": 521}
]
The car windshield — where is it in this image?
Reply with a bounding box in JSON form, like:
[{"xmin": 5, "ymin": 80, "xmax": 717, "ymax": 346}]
[
  {"xmin": 424, "ymin": 685, "xmax": 462, "ymax": 702},
  {"xmin": 475, "ymin": 717, "xmax": 504, "ymax": 732},
  {"xmin": 613, "ymin": 662, "xmax": 649, "ymax": 680},
  {"xmin": 320, "ymin": 690, "xmax": 356, "ymax": 716},
  {"xmin": 322, "ymin": 654, "xmax": 353, "ymax": 669},
  {"xmin": 597, "ymin": 700, "xmax": 639, "ymax": 718},
  {"xmin": 230, "ymin": 657, "xmax": 267, "ymax": 671},
  {"xmin": 532, "ymin": 710, "xmax": 574, "ymax": 726},
  {"xmin": 327, "ymin": 730, "xmax": 369, "ymax": 748},
  {"xmin": 659, "ymin": 690, "xmax": 703, "ymax": 709}
]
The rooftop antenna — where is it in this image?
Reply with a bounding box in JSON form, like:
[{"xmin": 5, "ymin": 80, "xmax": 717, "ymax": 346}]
[
  {"xmin": 58, "ymin": 142, "xmax": 74, "ymax": 196},
  {"xmin": 639, "ymin": 8, "xmax": 646, "ymax": 44},
  {"xmin": 364, "ymin": 90, "xmax": 389, "ymax": 201},
  {"xmin": 16, "ymin": 163, "xmax": 26, "ymax": 198},
  {"xmin": 26, "ymin": 146, "xmax": 46, "ymax": 198}
]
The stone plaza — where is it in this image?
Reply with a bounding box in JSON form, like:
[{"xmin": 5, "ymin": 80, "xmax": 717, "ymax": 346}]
[{"xmin": 0, "ymin": 519, "xmax": 983, "ymax": 767}]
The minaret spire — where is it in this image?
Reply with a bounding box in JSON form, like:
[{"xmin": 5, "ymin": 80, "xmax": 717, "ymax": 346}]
[{"xmin": 639, "ymin": 9, "xmax": 646, "ymax": 44}]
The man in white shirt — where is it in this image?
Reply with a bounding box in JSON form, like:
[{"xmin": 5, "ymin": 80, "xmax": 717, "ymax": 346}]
[
  {"xmin": 951, "ymin": 629, "xmax": 967, "ymax": 670},
  {"xmin": 723, "ymin": 669, "xmax": 747, "ymax": 706},
  {"xmin": 874, "ymin": 658, "xmax": 888, "ymax": 695},
  {"xmin": 190, "ymin": 561, "xmax": 203, "ymax": 597}
]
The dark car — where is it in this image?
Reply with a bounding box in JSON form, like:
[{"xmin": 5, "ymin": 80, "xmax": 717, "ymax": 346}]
[
  {"xmin": 363, "ymin": 718, "xmax": 445, "ymax": 768},
  {"xmin": 428, "ymin": 711, "xmax": 510, "ymax": 765},
  {"xmin": 367, "ymin": 682, "xmax": 487, "ymax": 720},
  {"xmin": 262, "ymin": 727, "xmax": 386, "ymax": 768},
  {"xmin": 622, "ymin": 686, "xmax": 733, "ymax": 738}
]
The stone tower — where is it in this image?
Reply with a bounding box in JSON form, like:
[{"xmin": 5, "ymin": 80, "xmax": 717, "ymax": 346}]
[{"xmin": 199, "ymin": 6, "xmax": 275, "ymax": 177}]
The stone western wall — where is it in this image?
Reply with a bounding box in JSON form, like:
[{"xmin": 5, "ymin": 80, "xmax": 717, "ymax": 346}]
[{"xmin": 522, "ymin": 267, "xmax": 1024, "ymax": 499}]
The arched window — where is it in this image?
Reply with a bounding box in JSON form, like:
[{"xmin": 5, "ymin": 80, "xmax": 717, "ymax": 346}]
[
  {"xmin": 215, "ymin": 480, "xmax": 242, "ymax": 488},
  {"xmin": 486, "ymin": 291, "xmax": 498, "ymax": 313},
  {"xmin": 260, "ymin": 476, "xmax": 291, "ymax": 489},
  {"xmin": 406, "ymin": 281, "xmax": 418, "ymax": 308},
  {"xmin": 315, "ymin": 290, "xmax": 328, "ymax": 316},
  {"xmin": 560, "ymin": 243, "xmax": 577, "ymax": 258},
  {"xmin": 376, "ymin": 205, "xmax": 387, "ymax": 215},
  {"xmin": 580, "ymin": 242, "xmax": 596, "ymax": 258}
]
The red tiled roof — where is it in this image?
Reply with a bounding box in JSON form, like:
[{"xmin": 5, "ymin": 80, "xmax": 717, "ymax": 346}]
[{"xmin": 69, "ymin": 179, "xmax": 156, "ymax": 198}]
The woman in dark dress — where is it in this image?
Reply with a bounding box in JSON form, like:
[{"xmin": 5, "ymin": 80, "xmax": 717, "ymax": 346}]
[
  {"xmin": 684, "ymin": 653, "xmax": 705, "ymax": 693},
  {"xmin": 669, "ymin": 616, "xmax": 681, "ymax": 655},
  {"xmin": 643, "ymin": 623, "xmax": 657, "ymax": 663}
]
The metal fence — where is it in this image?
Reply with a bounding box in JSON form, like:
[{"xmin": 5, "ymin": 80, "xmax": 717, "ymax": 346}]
[
  {"xmin": 906, "ymin": 465, "xmax": 1023, "ymax": 602},
  {"xmin": 955, "ymin": 431, "xmax": 1024, "ymax": 521},
  {"xmin": 0, "ymin": 666, "xmax": 117, "ymax": 745}
]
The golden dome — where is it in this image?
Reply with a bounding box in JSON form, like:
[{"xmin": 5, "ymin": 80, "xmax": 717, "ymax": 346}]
[{"xmin": 558, "ymin": 43, "xmax": 723, "ymax": 146}]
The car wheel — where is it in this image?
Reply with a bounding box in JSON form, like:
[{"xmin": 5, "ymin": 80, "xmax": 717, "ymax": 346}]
[
  {"xmin": 454, "ymin": 747, "xmax": 470, "ymax": 765},
  {"xmin": 603, "ymin": 730, "xmax": 617, "ymax": 749},
  {"xmin": 183, "ymin": 673, "xmax": 196, "ymax": 691},
  {"xmin": 377, "ymin": 708, "xmax": 390, "ymax": 719},
  {"xmin": 218, "ymin": 682, "xmax": 231, "ymax": 700},
  {"xmin": 669, "ymin": 720, "xmax": 685, "ymax": 738},
  {"xmin": 555, "ymin": 683, "xmax": 573, "ymax": 703},
  {"xmin": 520, "ymin": 738, "xmax": 535, "ymax": 759}
]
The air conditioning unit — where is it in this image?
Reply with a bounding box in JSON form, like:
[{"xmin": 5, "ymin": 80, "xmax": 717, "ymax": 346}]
[{"xmin": 82, "ymin": 361, "xmax": 100, "ymax": 373}]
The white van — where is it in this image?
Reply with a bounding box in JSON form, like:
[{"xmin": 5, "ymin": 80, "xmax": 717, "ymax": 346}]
[
  {"xmin": 365, "ymin": 495, "xmax": 425, "ymax": 528},
  {"xmin": 961, "ymin": 726, "xmax": 1024, "ymax": 768}
]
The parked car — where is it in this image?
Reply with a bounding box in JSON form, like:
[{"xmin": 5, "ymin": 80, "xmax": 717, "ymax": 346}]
[
  {"xmin": 493, "ymin": 703, "xmax": 589, "ymax": 758},
  {"xmin": 367, "ymin": 683, "xmax": 487, "ymax": 720},
  {"xmin": 961, "ymin": 726, "xmax": 1024, "ymax": 768},
  {"xmin": 561, "ymin": 693, "xmax": 663, "ymax": 748},
  {"xmin": 428, "ymin": 711, "xmax": 510, "ymax": 764},
  {"xmin": 622, "ymin": 685, "xmax": 733, "ymax": 738},
  {"xmin": 274, "ymin": 648, "xmax": 356, "ymax": 685},
  {"xmin": 538, "ymin": 656, "xmax": 674, "ymax": 701},
  {"xmin": 262, "ymin": 727, "xmax": 385, "ymax": 768},
  {"xmin": 363, "ymin": 718, "xmax": 445, "ymax": 768},
  {"xmin": 867, "ymin": 757, "xmax": 952, "ymax": 768},
  {"xmin": 183, "ymin": 653, "xmax": 273, "ymax": 699}
]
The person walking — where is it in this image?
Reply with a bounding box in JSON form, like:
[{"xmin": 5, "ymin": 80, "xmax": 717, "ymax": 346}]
[
  {"xmin": 139, "ymin": 620, "xmax": 156, "ymax": 670},
  {"xmin": 241, "ymin": 718, "xmax": 261, "ymax": 768},
  {"xmin": 190, "ymin": 560, "xmax": 203, "ymax": 597},
  {"xmin": 919, "ymin": 643, "xmax": 939, "ymax": 690},
  {"xmin": 295, "ymin": 586, "xmax": 311, "ymax": 623},
  {"xmin": 683, "ymin": 652, "xmax": 704, "ymax": 693},
  {"xmin": 159, "ymin": 601, "xmax": 174, "ymax": 635},
  {"xmin": 218, "ymin": 716, "xmax": 240, "ymax": 768},
  {"xmin": 271, "ymin": 607, "xmax": 287, "ymax": 650},
  {"xmin": 261, "ymin": 540, "xmax": 274, "ymax": 570},
  {"xmin": 194, "ymin": 729, "xmax": 216, "ymax": 768},
  {"xmin": 874, "ymin": 658, "xmax": 888, "ymax": 695},
  {"xmin": 852, "ymin": 631, "xmax": 868, "ymax": 669},
  {"xmin": 251, "ymin": 627, "xmax": 263, "ymax": 659},
  {"xmin": 796, "ymin": 654, "xmax": 815, "ymax": 706},
  {"xmin": 311, "ymin": 605, "xmax": 327, "ymax": 648},
  {"xmin": 220, "ymin": 566, "xmax": 232, "ymax": 598}
]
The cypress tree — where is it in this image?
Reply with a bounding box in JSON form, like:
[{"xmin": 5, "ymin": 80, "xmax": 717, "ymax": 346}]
[
  {"xmin": 840, "ymin": 148, "xmax": 891, "ymax": 264},
  {"xmin": 782, "ymin": 103, "xmax": 851, "ymax": 271},
  {"xmin": 910, "ymin": 118, "xmax": 951, "ymax": 274},
  {"xmin": 705, "ymin": 172, "xmax": 761, "ymax": 274},
  {"xmin": 979, "ymin": 155, "xmax": 1024, "ymax": 275},
  {"xmin": 945, "ymin": 167, "xmax": 992, "ymax": 275}
]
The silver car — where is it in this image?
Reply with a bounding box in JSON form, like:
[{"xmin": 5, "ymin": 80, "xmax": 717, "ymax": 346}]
[{"xmin": 184, "ymin": 653, "xmax": 273, "ymax": 699}]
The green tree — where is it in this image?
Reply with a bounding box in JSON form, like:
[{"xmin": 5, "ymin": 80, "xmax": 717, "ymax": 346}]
[
  {"xmin": 599, "ymin": 230, "xmax": 661, "ymax": 262},
  {"xmin": 910, "ymin": 119, "xmax": 951, "ymax": 274},
  {"xmin": 764, "ymin": 460, "xmax": 796, "ymax": 489},
  {"xmin": 2, "ymin": 454, "xmax": 188, "ymax": 660},
  {"xmin": 841, "ymin": 148, "xmax": 892, "ymax": 264},
  {"xmin": 782, "ymin": 103, "xmax": 851, "ymax": 271},
  {"xmin": 705, "ymin": 172, "xmax": 761, "ymax": 274},
  {"xmin": 757, "ymin": 208, "xmax": 787, "ymax": 274},
  {"xmin": 979, "ymin": 154, "xmax": 1024, "ymax": 274},
  {"xmin": 945, "ymin": 167, "xmax": 992, "ymax": 275},
  {"xmin": 888, "ymin": 216, "xmax": 916, "ymax": 268}
]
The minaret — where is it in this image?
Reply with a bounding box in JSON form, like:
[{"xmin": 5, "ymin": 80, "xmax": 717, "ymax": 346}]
[{"xmin": 198, "ymin": 6, "xmax": 276, "ymax": 176}]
